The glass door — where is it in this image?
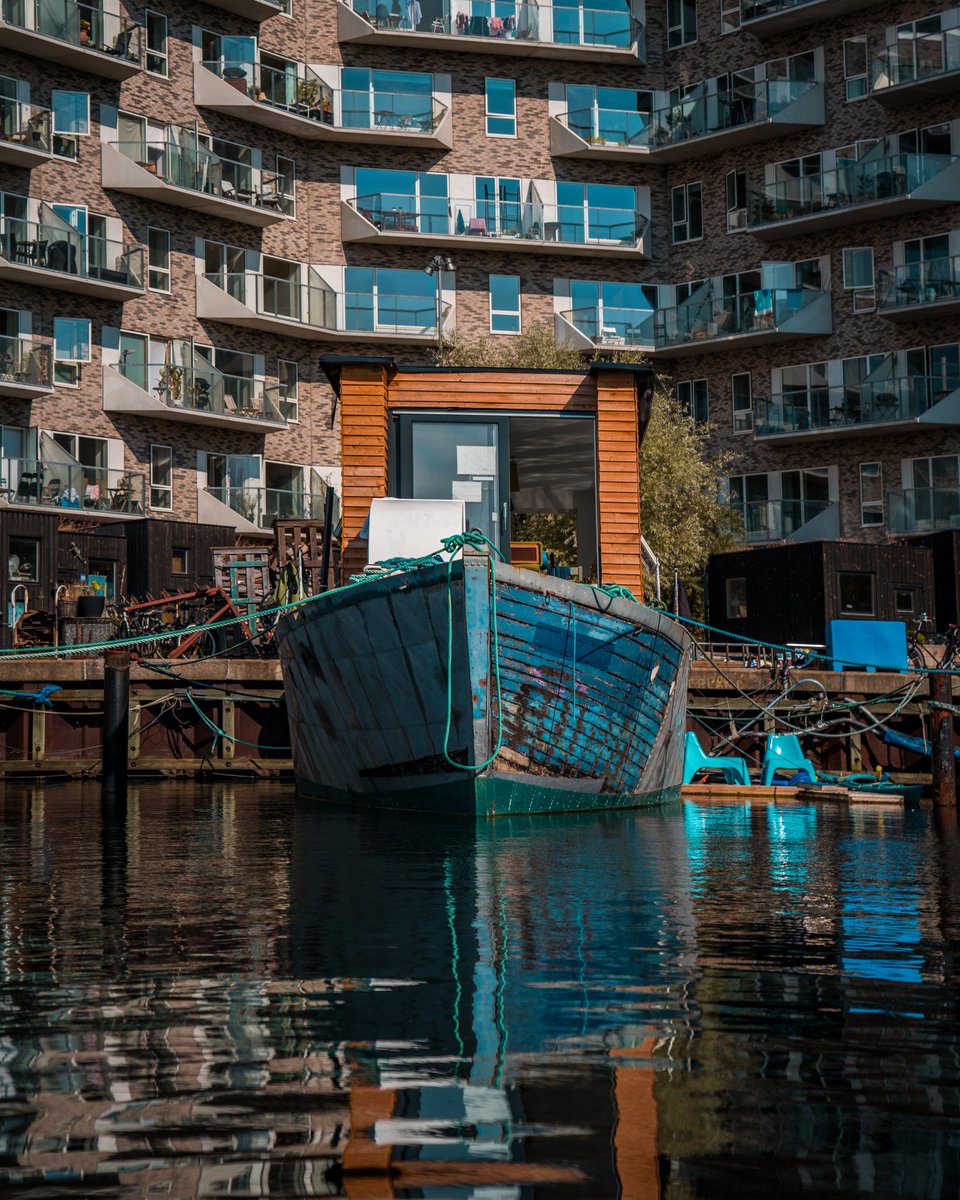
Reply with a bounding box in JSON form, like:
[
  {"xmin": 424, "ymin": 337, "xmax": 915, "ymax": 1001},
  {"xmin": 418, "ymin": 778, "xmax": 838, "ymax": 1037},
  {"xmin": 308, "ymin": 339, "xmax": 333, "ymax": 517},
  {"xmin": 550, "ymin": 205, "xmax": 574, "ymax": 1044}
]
[{"xmin": 397, "ymin": 415, "xmax": 510, "ymax": 552}]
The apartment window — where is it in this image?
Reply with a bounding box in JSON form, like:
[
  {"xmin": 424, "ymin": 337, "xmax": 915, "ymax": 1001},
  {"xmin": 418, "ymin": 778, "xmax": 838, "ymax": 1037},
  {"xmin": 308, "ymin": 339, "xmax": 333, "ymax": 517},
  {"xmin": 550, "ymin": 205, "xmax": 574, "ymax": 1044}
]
[
  {"xmin": 678, "ymin": 378, "xmax": 708, "ymax": 423},
  {"xmin": 145, "ymin": 11, "xmax": 168, "ymax": 76},
  {"xmin": 485, "ymin": 78, "xmax": 516, "ymax": 137},
  {"xmin": 275, "ymin": 154, "xmax": 296, "ymax": 215},
  {"xmin": 667, "ymin": 0, "xmax": 697, "ymax": 47},
  {"xmin": 54, "ymin": 317, "xmax": 91, "ymax": 363},
  {"xmin": 278, "ymin": 359, "xmax": 299, "ymax": 422},
  {"xmin": 725, "ymin": 577, "xmax": 747, "ymax": 619},
  {"xmin": 720, "ymin": 0, "xmax": 739, "ymax": 33},
  {"xmin": 838, "ymin": 571, "xmax": 875, "ymax": 615},
  {"xmin": 672, "ymin": 182, "xmax": 702, "ymax": 243},
  {"xmin": 489, "ymin": 274, "xmax": 521, "ymax": 333},
  {"xmin": 725, "ymin": 170, "xmax": 746, "ymax": 232},
  {"xmin": 150, "ymin": 444, "xmax": 173, "ymax": 510},
  {"xmin": 51, "ymin": 90, "xmax": 89, "ymax": 159},
  {"xmin": 859, "ymin": 462, "xmax": 883, "ymax": 527},
  {"xmin": 147, "ymin": 227, "xmax": 170, "ymax": 292},
  {"xmin": 731, "ymin": 372, "xmax": 752, "ymax": 433},
  {"xmin": 843, "ymin": 37, "xmax": 868, "ymax": 101},
  {"xmin": 843, "ymin": 247, "xmax": 874, "ymax": 289}
]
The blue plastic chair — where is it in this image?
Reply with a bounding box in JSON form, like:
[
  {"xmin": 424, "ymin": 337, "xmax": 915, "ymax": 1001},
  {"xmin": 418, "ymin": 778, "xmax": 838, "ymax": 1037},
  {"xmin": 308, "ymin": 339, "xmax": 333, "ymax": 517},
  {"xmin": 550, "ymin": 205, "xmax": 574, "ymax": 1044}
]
[
  {"xmin": 683, "ymin": 731, "xmax": 751, "ymax": 786},
  {"xmin": 760, "ymin": 734, "xmax": 818, "ymax": 786}
]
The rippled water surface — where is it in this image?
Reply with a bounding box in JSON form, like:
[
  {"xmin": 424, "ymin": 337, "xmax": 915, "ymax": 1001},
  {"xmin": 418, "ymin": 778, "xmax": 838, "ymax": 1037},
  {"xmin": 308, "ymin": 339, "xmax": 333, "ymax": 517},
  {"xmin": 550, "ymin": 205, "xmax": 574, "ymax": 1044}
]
[{"xmin": 2, "ymin": 785, "xmax": 960, "ymax": 1197}]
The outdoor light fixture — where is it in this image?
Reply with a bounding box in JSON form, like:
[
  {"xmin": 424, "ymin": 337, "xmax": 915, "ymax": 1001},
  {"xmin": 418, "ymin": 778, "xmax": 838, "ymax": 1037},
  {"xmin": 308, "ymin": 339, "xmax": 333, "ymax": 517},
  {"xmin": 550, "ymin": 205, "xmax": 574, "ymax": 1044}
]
[{"xmin": 424, "ymin": 255, "xmax": 454, "ymax": 356}]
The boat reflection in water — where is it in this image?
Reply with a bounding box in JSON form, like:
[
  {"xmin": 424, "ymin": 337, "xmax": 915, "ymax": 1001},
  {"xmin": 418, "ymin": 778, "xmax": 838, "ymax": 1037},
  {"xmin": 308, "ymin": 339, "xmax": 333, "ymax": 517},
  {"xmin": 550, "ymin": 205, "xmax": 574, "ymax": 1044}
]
[{"xmin": 1, "ymin": 785, "xmax": 960, "ymax": 1196}]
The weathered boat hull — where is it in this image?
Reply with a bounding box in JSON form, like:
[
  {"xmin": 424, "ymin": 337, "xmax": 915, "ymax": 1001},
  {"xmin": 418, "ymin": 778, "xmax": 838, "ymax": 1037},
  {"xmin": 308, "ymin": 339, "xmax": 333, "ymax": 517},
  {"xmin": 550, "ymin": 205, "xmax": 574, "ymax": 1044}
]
[{"xmin": 277, "ymin": 556, "xmax": 692, "ymax": 817}]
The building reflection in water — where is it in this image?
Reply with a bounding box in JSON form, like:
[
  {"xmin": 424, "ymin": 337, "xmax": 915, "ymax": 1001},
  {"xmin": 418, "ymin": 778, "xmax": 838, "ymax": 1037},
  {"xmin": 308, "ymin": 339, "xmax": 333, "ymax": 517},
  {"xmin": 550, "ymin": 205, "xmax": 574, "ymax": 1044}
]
[{"xmin": 0, "ymin": 783, "xmax": 959, "ymax": 1197}]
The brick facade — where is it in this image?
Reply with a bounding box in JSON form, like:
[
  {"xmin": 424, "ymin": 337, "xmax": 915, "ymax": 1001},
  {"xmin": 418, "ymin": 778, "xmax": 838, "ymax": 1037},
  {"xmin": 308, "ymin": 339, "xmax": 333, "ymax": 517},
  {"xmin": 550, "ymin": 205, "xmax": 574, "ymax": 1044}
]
[{"xmin": 1, "ymin": 0, "xmax": 958, "ymax": 538}]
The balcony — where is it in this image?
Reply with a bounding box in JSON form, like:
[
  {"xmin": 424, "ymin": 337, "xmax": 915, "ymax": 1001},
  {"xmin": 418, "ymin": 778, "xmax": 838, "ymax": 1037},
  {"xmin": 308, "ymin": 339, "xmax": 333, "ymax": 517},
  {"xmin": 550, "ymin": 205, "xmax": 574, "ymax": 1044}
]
[
  {"xmin": 0, "ymin": 0, "xmax": 141, "ymax": 79},
  {"xmin": 871, "ymin": 29, "xmax": 960, "ymax": 105},
  {"xmin": 0, "ymin": 457, "xmax": 145, "ymax": 516},
  {"xmin": 336, "ymin": 0, "xmax": 645, "ymax": 63},
  {"xmin": 556, "ymin": 306, "xmax": 654, "ymax": 351},
  {"xmin": 748, "ymin": 152, "xmax": 960, "ymax": 240},
  {"xmin": 342, "ymin": 193, "xmax": 648, "ymax": 257},
  {"xmin": 0, "ymin": 97, "xmax": 54, "ymax": 167},
  {"xmin": 0, "ymin": 333, "xmax": 54, "ymax": 398},
  {"xmin": 103, "ymin": 362, "xmax": 288, "ymax": 432},
  {"xmin": 197, "ymin": 272, "xmax": 450, "ymax": 343},
  {"xmin": 729, "ymin": 498, "xmax": 840, "ymax": 543},
  {"xmin": 889, "ymin": 487, "xmax": 960, "ymax": 533},
  {"xmin": 201, "ymin": 0, "xmax": 285, "ymax": 20},
  {"xmin": 0, "ymin": 219, "xmax": 145, "ymax": 300},
  {"xmin": 878, "ymin": 256, "xmax": 960, "ymax": 318},
  {"xmin": 754, "ymin": 375, "xmax": 960, "ymax": 442},
  {"xmin": 739, "ymin": 0, "xmax": 888, "ymax": 35},
  {"xmin": 102, "ymin": 138, "xmax": 292, "ymax": 228},
  {"xmin": 552, "ymin": 78, "xmax": 822, "ymax": 164},
  {"xmin": 201, "ymin": 485, "xmax": 325, "ymax": 533},
  {"xmin": 195, "ymin": 62, "xmax": 452, "ymax": 149},
  {"xmin": 654, "ymin": 287, "xmax": 831, "ymax": 356}
]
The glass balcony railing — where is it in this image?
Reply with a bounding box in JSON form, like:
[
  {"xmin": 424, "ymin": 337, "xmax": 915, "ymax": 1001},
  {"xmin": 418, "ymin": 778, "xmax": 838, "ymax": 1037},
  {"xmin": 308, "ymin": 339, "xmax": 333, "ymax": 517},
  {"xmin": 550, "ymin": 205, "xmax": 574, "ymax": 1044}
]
[
  {"xmin": 207, "ymin": 484, "xmax": 325, "ymax": 529},
  {"xmin": 732, "ymin": 498, "xmax": 836, "ymax": 542},
  {"xmin": 0, "ymin": 333, "xmax": 53, "ymax": 387},
  {"xmin": 0, "ymin": 456, "xmax": 145, "ymax": 513},
  {"xmin": 204, "ymin": 62, "xmax": 447, "ymax": 134},
  {"xmin": 205, "ymin": 271, "xmax": 448, "ymax": 336},
  {"xmin": 1, "ymin": 0, "xmax": 141, "ymax": 63},
  {"xmin": 755, "ymin": 375, "xmax": 954, "ymax": 437},
  {"xmin": 748, "ymin": 152, "xmax": 956, "ymax": 227},
  {"xmin": 1, "ymin": 218, "xmax": 145, "ymax": 289},
  {"xmin": 561, "ymin": 305, "xmax": 654, "ymax": 346},
  {"xmin": 349, "ymin": 193, "xmax": 646, "ymax": 247},
  {"xmin": 113, "ymin": 138, "xmax": 292, "ymax": 215},
  {"xmin": 888, "ymin": 486, "xmax": 960, "ymax": 533},
  {"xmin": 119, "ymin": 360, "xmax": 286, "ymax": 423},
  {"xmin": 878, "ymin": 256, "xmax": 960, "ymax": 310},
  {"xmin": 0, "ymin": 96, "xmax": 52, "ymax": 154},
  {"xmin": 872, "ymin": 29, "xmax": 960, "ymax": 93},
  {"xmin": 654, "ymin": 287, "xmax": 824, "ymax": 348},
  {"xmin": 348, "ymin": 0, "xmax": 642, "ymax": 50},
  {"xmin": 740, "ymin": 0, "xmax": 821, "ymax": 22}
]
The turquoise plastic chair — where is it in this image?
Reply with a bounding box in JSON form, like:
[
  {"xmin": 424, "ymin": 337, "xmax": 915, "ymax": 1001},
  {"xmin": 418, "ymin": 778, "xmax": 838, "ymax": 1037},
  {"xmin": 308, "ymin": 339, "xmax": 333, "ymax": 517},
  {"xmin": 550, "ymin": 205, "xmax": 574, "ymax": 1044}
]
[
  {"xmin": 683, "ymin": 731, "xmax": 751, "ymax": 786},
  {"xmin": 761, "ymin": 734, "xmax": 818, "ymax": 785}
]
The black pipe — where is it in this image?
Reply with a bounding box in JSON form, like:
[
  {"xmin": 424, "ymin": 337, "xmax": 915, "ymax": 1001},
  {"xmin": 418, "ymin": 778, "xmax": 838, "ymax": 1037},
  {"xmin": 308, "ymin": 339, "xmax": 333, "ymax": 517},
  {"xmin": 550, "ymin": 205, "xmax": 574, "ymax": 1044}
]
[
  {"xmin": 102, "ymin": 649, "xmax": 130, "ymax": 808},
  {"xmin": 319, "ymin": 487, "xmax": 335, "ymax": 593}
]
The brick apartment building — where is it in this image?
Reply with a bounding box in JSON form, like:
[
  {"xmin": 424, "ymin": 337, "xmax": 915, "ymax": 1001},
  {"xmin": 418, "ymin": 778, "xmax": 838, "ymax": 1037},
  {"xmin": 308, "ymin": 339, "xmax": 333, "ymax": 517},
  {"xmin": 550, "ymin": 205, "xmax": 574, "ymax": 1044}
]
[{"xmin": 0, "ymin": 0, "xmax": 958, "ymax": 557}]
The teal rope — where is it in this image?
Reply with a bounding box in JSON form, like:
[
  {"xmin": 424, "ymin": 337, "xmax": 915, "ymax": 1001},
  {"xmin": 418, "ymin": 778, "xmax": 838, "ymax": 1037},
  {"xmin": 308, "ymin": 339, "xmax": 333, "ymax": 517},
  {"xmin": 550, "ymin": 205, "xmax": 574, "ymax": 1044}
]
[
  {"xmin": 442, "ymin": 549, "xmax": 505, "ymax": 772},
  {"xmin": 570, "ymin": 600, "xmax": 577, "ymax": 725},
  {"xmin": 185, "ymin": 691, "xmax": 291, "ymax": 751}
]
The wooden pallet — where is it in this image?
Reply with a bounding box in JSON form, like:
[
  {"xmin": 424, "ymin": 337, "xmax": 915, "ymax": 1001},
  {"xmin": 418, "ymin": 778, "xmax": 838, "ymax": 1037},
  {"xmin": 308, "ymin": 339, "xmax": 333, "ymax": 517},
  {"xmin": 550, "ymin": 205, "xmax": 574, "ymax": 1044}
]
[
  {"xmin": 213, "ymin": 546, "xmax": 271, "ymax": 607},
  {"xmin": 275, "ymin": 519, "xmax": 340, "ymax": 594}
]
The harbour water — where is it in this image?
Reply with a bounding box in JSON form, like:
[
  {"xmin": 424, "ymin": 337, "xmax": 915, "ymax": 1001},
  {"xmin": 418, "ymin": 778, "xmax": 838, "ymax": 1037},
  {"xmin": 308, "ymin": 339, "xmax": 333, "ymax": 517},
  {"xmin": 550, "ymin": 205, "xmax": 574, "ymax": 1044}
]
[{"xmin": 1, "ymin": 783, "xmax": 959, "ymax": 1197}]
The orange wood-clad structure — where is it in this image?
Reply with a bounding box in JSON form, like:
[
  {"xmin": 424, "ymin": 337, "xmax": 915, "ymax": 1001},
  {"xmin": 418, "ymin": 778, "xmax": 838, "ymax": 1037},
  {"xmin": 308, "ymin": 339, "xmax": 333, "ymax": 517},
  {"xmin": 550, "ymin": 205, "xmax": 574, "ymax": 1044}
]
[{"xmin": 325, "ymin": 359, "xmax": 654, "ymax": 595}]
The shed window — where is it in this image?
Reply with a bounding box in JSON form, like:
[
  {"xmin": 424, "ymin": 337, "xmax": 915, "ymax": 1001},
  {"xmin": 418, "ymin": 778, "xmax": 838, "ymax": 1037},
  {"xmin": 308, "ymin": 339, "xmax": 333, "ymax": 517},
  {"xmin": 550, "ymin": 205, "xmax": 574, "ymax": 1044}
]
[
  {"xmin": 725, "ymin": 576, "xmax": 747, "ymax": 619},
  {"xmin": 8, "ymin": 536, "xmax": 39, "ymax": 581},
  {"xmin": 171, "ymin": 546, "xmax": 189, "ymax": 574},
  {"xmin": 895, "ymin": 589, "xmax": 915, "ymax": 614},
  {"xmin": 838, "ymin": 571, "xmax": 875, "ymax": 615}
]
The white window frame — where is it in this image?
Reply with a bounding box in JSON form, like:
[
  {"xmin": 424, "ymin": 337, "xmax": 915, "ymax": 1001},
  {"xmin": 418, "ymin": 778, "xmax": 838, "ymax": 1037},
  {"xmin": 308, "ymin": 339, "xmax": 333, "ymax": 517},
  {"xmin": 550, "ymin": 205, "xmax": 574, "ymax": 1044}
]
[
  {"xmin": 843, "ymin": 246, "xmax": 874, "ymax": 289},
  {"xmin": 678, "ymin": 378, "xmax": 708, "ymax": 423},
  {"xmin": 667, "ymin": 0, "xmax": 697, "ymax": 48},
  {"xmin": 484, "ymin": 77, "xmax": 517, "ymax": 138},
  {"xmin": 53, "ymin": 316, "xmax": 91, "ymax": 363},
  {"xmin": 278, "ymin": 358, "xmax": 299, "ymax": 423},
  {"xmin": 843, "ymin": 36, "xmax": 868, "ymax": 101},
  {"xmin": 672, "ymin": 181, "xmax": 703, "ymax": 244},
  {"xmin": 144, "ymin": 10, "xmax": 168, "ymax": 77},
  {"xmin": 147, "ymin": 226, "xmax": 171, "ymax": 293},
  {"xmin": 859, "ymin": 461, "xmax": 883, "ymax": 527},
  {"xmin": 150, "ymin": 443, "xmax": 173, "ymax": 511},
  {"xmin": 489, "ymin": 273, "xmax": 521, "ymax": 333},
  {"xmin": 725, "ymin": 169, "xmax": 746, "ymax": 232},
  {"xmin": 720, "ymin": 0, "xmax": 739, "ymax": 34},
  {"xmin": 731, "ymin": 372, "xmax": 752, "ymax": 433}
]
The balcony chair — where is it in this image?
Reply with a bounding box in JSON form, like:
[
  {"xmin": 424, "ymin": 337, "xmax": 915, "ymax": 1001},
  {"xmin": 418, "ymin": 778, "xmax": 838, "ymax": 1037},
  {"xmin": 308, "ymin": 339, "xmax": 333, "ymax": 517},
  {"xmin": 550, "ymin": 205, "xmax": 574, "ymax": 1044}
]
[
  {"xmin": 760, "ymin": 733, "xmax": 818, "ymax": 785},
  {"xmin": 682, "ymin": 731, "xmax": 751, "ymax": 786},
  {"xmin": 40, "ymin": 478, "xmax": 62, "ymax": 505},
  {"xmin": 14, "ymin": 471, "xmax": 41, "ymax": 503},
  {"xmin": 467, "ymin": 217, "xmax": 487, "ymax": 236},
  {"xmin": 106, "ymin": 25, "xmax": 136, "ymax": 60}
]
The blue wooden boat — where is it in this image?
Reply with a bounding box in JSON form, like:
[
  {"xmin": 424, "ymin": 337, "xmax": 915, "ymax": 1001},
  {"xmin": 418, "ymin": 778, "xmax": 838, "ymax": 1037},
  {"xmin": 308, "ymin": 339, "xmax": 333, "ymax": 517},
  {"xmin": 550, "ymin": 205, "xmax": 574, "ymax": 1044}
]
[{"xmin": 277, "ymin": 551, "xmax": 692, "ymax": 817}]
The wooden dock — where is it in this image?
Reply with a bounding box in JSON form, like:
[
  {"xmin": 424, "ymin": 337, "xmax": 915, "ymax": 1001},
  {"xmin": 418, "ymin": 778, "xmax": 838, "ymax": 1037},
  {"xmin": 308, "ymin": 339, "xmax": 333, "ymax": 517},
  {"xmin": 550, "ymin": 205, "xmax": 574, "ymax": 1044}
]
[{"xmin": 682, "ymin": 783, "xmax": 906, "ymax": 805}]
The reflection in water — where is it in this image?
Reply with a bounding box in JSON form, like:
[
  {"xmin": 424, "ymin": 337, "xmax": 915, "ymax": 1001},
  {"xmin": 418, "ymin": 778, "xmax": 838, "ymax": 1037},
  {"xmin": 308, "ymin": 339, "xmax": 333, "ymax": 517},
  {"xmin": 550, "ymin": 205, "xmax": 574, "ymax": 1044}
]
[{"xmin": 0, "ymin": 785, "xmax": 959, "ymax": 1196}]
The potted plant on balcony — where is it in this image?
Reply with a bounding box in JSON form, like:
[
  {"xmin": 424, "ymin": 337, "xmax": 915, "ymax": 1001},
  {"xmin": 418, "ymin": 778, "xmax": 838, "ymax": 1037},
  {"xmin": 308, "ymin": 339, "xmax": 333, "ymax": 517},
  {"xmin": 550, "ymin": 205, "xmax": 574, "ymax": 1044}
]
[
  {"xmin": 79, "ymin": 17, "xmax": 91, "ymax": 43},
  {"xmin": 297, "ymin": 78, "xmax": 322, "ymax": 119},
  {"xmin": 158, "ymin": 364, "xmax": 183, "ymax": 402}
]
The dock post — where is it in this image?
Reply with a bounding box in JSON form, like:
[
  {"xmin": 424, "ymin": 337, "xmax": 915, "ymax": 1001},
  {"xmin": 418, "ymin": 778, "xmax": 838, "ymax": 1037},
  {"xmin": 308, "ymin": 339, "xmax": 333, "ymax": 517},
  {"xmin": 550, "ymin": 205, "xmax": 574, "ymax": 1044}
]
[
  {"xmin": 103, "ymin": 649, "xmax": 130, "ymax": 808},
  {"xmin": 930, "ymin": 672, "xmax": 956, "ymax": 807}
]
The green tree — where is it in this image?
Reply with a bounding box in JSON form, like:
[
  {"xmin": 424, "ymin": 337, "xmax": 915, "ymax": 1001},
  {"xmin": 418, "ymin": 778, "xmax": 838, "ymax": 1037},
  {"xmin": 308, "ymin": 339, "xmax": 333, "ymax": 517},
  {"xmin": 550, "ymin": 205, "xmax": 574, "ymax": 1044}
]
[{"xmin": 438, "ymin": 323, "xmax": 738, "ymax": 612}]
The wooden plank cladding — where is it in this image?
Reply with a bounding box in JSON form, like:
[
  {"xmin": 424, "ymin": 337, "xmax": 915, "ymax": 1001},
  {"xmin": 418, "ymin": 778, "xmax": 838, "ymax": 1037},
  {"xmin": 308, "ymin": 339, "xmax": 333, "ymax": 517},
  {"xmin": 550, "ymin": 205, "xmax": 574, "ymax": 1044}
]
[{"xmin": 334, "ymin": 360, "xmax": 651, "ymax": 594}]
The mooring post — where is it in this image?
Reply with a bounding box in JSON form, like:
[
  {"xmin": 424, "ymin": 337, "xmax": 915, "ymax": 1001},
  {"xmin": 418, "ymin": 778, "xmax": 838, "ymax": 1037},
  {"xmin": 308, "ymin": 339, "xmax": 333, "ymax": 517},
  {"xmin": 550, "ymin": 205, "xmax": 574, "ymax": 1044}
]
[
  {"xmin": 103, "ymin": 649, "xmax": 130, "ymax": 808},
  {"xmin": 930, "ymin": 671, "xmax": 956, "ymax": 807}
]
